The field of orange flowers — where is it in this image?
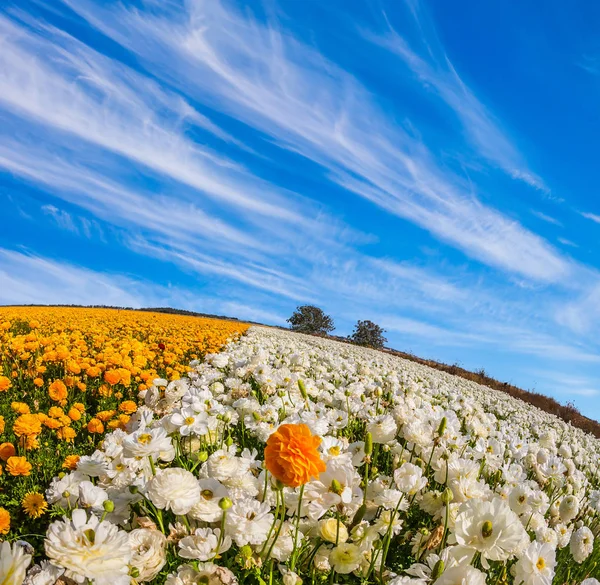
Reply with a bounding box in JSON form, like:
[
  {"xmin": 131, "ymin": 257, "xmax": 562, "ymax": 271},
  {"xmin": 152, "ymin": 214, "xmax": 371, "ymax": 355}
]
[{"xmin": 0, "ymin": 306, "xmax": 247, "ymax": 538}]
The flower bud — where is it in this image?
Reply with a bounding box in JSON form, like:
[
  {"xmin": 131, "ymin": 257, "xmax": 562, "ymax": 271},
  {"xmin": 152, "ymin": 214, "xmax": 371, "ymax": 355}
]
[
  {"xmin": 437, "ymin": 417, "xmax": 447, "ymax": 437},
  {"xmin": 431, "ymin": 559, "xmax": 444, "ymax": 580},
  {"xmin": 103, "ymin": 500, "xmax": 115, "ymax": 513},
  {"xmin": 298, "ymin": 379, "xmax": 308, "ymax": 400},
  {"xmin": 239, "ymin": 544, "xmax": 253, "ymax": 559},
  {"xmin": 219, "ymin": 497, "xmax": 233, "ymax": 510},
  {"xmin": 364, "ymin": 432, "xmax": 373, "ymax": 456},
  {"xmin": 330, "ymin": 479, "xmax": 343, "ymax": 495},
  {"xmin": 225, "ymin": 436, "xmax": 233, "ymax": 447},
  {"xmin": 441, "ymin": 487, "xmax": 453, "ymax": 505},
  {"xmin": 129, "ymin": 485, "xmax": 139, "ymax": 494},
  {"xmin": 129, "ymin": 567, "xmax": 140, "ymax": 578}
]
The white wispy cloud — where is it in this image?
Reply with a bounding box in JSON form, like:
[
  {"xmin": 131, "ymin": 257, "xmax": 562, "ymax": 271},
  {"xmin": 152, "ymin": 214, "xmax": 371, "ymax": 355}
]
[
  {"xmin": 363, "ymin": 1, "xmax": 547, "ymax": 192},
  {"xmin": 54, "ymin": 0, "xmax": 570, "ymax": 283},
  {"xmin": 532, "ymin": 210, "xmax": 562, "ymax": 226},
  {"xmin": 42, "ymin": 204, "xmax": 78, "ymax": 233},
  {"xmin": 580, "ymin": 211, "xmax": 600, "ymax": 224}
]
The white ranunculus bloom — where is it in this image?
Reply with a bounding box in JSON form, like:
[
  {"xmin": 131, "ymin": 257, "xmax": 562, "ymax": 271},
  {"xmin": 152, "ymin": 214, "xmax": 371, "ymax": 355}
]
[
  {"xmin": 129, "ymin": 528, "xmax": 167, "ymax": 582},
  {"xmin": 452, "ymin": 497, "xmax": 528, "ymax": 566},
  {"xmin": 0, "ymin": 542, "xmax": 32, "ymax": 585},
  {"xmin": 394, "ymin": 462, "xmax": 427, "ymax": 495},
  {"xmin": 434, "ymin": 565, "xmax": 487, "ymax": 585},
  {"xmin": 188, "ymin": 478, "xmax": 230, "ymax": 522},
  {"xmin": 178, "ymin": 528, "xmax": 231, "ymax": 561},
  {"xmin": 328, "ymin": 543, "xmax": 362, "ymax": 574},
  {"xmin": 570, "ymin": 526, "xmax": 594, "ymax": 563},
  {"xmin": 225, "ymin": 499, "xmax": 274, "ymax": 546},
  {"xmin": 45, "ymin": 509, "xmax": 131, "ymax": 585},
  {"xmin": 147, "ymin": 468, "xmax": 201, "ymax": 515},
  {"xmin": 513, "ymin": 541, "xmax": 556, "ymax": 585}
]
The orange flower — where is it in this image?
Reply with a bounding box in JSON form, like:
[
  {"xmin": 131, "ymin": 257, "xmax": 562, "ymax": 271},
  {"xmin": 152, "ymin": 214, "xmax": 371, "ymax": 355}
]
[
  {"xmin": 0, "ymin": 416, "xmax": 4, "ymax": 434},
  {"xmin": 48, "ymin": 380, "xmax": 68, "ymax": 402},
  {"xmin": 13, "ymin": 413, "xmax": 42, "ymax": 437},
  {"xmin": 86, "ymin": 366, "xmax": 100, "ymax": 377},
  {"xmin": 19, "ymin": 435, "xmax": 39, "ymax": 450},
  {"xmin": 96, "ymin": 410, "xmax": 116, "ymax": 422},
  {"xmin": 119, "ymin": 400, "xmax": 137, "ymax": 414},
  {"xmin": 43, "ymin": 418, "xmax": 62, "ymax": 430},
  {"xmin": 0, "ymin": 508, "xmax": 9, "ymax": 535},
  {"xmin": 68, "ymin": 407, "xmax": 82, "ymax": 421},
  {"xmin": 33, "ymin": 377, "xmax": 44, "ymax": 387},
  {"xmin": 48, "ymin": 406, "xmax": 64, "ymax": 419},
  {"xmin": 0, "ymin": 443, "xmax": 16, "ymax": 461},
  {"xmin": 87, "ymin": 418, "xmax": 104, "ymax": 434},
  {"xmin": 264, "ymin": 423, "xmax": 326, "ymax": 487},
  {"xmin": 10, "ymin": 402, "xmax": 30, "ymax": 414},
  {"xmin": 6, "ymin": 456, "xmax": 32, "ymax": 476},
  {"xmin": 57, "ymin": 427, "xmax": 76, "ymax": 442},
  {"xmin": 0, "ymin": 376, "xmax": 11, "ymax": 392},
  {"xmin": 63, "ymin": 454, "xmax": 80, "ymax": 470},
  {"xmin": 104, "ymin": 370, "xmax": 121, "ymax": 385},
  {"xmin": 73, "ymin": 402, "xmax": 85, "ymax": 413}
]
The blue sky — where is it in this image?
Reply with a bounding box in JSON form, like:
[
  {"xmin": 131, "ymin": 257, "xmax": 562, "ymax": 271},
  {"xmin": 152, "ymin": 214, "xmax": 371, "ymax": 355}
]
[{"xmin": 2, "ymin": 1, "xmax": 600, "ymax": 418}]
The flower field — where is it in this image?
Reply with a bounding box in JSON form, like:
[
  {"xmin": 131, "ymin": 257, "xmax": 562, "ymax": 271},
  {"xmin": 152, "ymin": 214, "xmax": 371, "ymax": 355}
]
[
  {"xmin": 1, "ymin": 318, "xmax": 600, "ymax": 585},
  {"xmin": 0, "ymin": 307, "xmax": 248, "ymax": 540}
]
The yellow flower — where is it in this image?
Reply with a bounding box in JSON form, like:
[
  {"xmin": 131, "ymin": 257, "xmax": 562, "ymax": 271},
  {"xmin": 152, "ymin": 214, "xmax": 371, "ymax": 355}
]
[
  {"xmin": 22, "ymin": 492, "xmax": 48, "ymax": 518},
  {"xmin": 6, "ymin": 456, "xmax": 32, "ymax": 476},
  {"xmin": 119, "ymin": 400, "xmax": 137, "ymax": 414},
  {"xmin": 57, "ymin": 427, "xmax": 76, "ymax": 442}
]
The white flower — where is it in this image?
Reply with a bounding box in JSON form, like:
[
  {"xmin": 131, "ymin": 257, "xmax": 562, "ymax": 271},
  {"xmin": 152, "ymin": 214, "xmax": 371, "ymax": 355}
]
[
  {"xmin": 558, "ymin": 495, "xmax": 579, "ymax": 523},
  {"xmin": 513, "ymin": 541, "xmax": 556, "ymax": 585},
  {"xmin": 0, "ymin": 541, "xmax": 32, "ymax": 585},
  {"xmin": 434, "ymin": 565, "xmax": 487, "ymax": 585},
  {"xmin": 328, "ymin": 543, "xmax": 362, "ymax": 574},
  {"xmin": 129, "ymin": 528, "xmax": 166, "ymax": 582},
  {"xmin": 165, "ymin": 563, "xmax": 237, "ymax": 585},
  {"xmin": 46, "ymin": 472, "xmax": 85, "ymax": 508},
  {"xmin": 45, "ymin": 509, "xmax": 131, "ymax": 585},
  {"xmin": 78, "ymin": 481, "xmax": 108, "ymax": 513},
  {"xmin": 570, "ymin": 526, "xmax": 594, "ymax": 563},
  {"xmin": 394, "ymin": 463, "xmax": 427, "ymax": 495},
  {"xmin": 319, "ymin": 518, "xmax": 349, "ymax": 543},
  {"xmin": 366, "ymin": 414, "xmax": 397, "ymax": 444},
  {"xmin": 225, "ymin": 499, "xmax": 274, "ymax": 546},
  {"xmin": 452, "ymin": 497, "xmax": 527, "ymax": 566},
  {"xmin": 147, "ymin": 468, "xmax": 201, "ymax": 515},
  {"xmin": 178, "ymin": 528, "xmax": 231, "ymax": 561},
  {"xmin": 122, "ymin": 427, "xmax": 174, "ymax": 461},
  {"xmin": 188, "ymin": 479, "xmax": 230, "ymax": 522},
  {"xmin": 23, "ymin": 561, "xmax": 64, "ymax": 585}
]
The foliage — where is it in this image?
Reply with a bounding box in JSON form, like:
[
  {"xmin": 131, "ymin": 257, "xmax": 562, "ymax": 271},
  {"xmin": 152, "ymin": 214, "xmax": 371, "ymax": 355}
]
[{"xmin": 286, "ymin": 305, "xmax": 335, "ymax": 335}]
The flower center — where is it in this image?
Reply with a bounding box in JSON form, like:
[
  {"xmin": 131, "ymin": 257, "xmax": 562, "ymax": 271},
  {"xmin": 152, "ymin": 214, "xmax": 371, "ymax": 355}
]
[
  {"xmin": 201, "ymin": 489, "xmax": 214, "ymax": 500},
  {"xmin": 481, "ymin": 521, "xmax": 493, "ymax": 539},
  {"xmin": 328, "ymin": 446, "xmax": 341, "ymax": 456},
  {"xmin": 536, "ymin": 557, "xmax": 546, "ymax": 570},
  {"xmin": 137, "ymin": 433, "xmax": 152, "ymax": 444},
  {"xmin": 184, "ymin": 416, "xmax": 195, "ymax": 425}
]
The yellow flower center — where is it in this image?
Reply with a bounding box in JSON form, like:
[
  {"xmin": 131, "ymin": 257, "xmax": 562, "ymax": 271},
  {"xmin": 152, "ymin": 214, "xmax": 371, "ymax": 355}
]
[
  {"xmin": 201, "ymin": 489, "xmax": 214, "ymax": 500},
  {"xmin": 184, "ymin": 416, "xmax": 195, "ymax": 425},
  {"xmin": 137, "ymin": 433, "xmax": 152, "ymax": 444},
  {"xmin": 328, "ymin": 446, "xmax": 341, "ymax": 456},
  {"xmin": 536, "ymin": 557, "xmax": 546, "ymax": 570}
]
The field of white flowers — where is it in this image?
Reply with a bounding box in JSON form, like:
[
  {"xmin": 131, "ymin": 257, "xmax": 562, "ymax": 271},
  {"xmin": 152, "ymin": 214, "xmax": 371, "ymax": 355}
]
[{"xmin": 7, "ymin": 326, "xmax": 600, "ymax": 585}]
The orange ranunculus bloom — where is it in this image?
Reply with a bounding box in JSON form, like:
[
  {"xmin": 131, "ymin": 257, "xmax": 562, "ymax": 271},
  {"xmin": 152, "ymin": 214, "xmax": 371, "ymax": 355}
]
[
  {"xmin": 0, "ymin": 416, "xmax": 5, "ymax": 435},
  {"xmin": 0, "ymin": 443, "xmax": 16, "ymax": 461},
  {"xmin": 20, "ymin": 435, "xmax": 39, "ymax": 450},
  {"xmin": 87, "ymin": 418, "xmax": 104, "ymax": 434},
  {"xmin": 96, "ymin": 410, "xmax": 116, "ymax": 422},
  {"xmin": 33, "ymin": 377, "xmax": 44, "ymax": 387},
  {"xmin": 68, "ymin": 407, "xmax": 82, "ymax": 421},
  {"xmin": 264, "ymin": 423, "xmax": 326, "ymax": 487},
  {"xmin": 0, "ymin": 376, "xmax": 11, "ymax": 392},
  {"xmin": 104, "ymin": 370, "xmax": 121, "ymax": 385},
  {"xmin": 119, "ymin": 400, "xmax": 137, "ymax": 414},
  {"xmin": 57, "ymin": 427, "xmax": 76, "ymax": 442},
  {"xmin": 48, "ymin": 380, "xmax": 68, "ymax": 402},
  {"xmin": 6, "ymin": 456, "xmax": 32, "ymax": 476},
  {"xmin": 10, "ymin": 402, "xmax": 30, "ymax": 414},
  {"xmin": 13, "ymin": 414, "xmax": 42, "ymax": 437},
  {"xmin": 63, "ymin": 454, "xmax": 80, "ymax": 470},
  {"xmin": 0, "ymin": 508, "xmax": 9, "ymax": 535}
]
